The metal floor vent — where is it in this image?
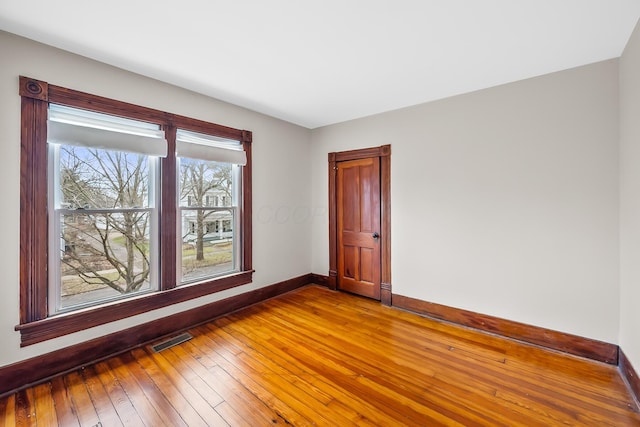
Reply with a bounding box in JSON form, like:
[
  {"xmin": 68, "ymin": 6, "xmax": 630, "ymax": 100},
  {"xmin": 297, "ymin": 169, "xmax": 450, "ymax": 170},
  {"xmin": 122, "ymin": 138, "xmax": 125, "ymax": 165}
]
[{"xmin": 152, "ymin": 332, "xmax": 193, "ymax": 353}]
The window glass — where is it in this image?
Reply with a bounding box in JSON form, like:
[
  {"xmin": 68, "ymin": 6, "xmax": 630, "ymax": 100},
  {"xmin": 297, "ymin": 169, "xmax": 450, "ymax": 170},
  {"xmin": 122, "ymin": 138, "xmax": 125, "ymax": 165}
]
[{"xmin": 179, "ymin": 157, "xmax": 237, "ymax": 283}]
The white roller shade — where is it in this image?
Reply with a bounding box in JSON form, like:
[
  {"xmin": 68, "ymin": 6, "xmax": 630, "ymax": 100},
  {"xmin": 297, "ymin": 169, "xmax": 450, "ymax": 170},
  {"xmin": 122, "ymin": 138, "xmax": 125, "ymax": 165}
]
[
  {"xmin": 176, "ymin": 129, "xmax": 246, "ymax": 166},
  {"xmin": 47, "ymin": 106, "xmax": 167, "ymax": 157}
]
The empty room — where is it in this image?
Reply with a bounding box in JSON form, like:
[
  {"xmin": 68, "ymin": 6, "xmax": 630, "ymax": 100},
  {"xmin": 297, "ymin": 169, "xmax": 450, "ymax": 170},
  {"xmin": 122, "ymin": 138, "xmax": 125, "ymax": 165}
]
[{"xmin": 1, "ymin": 1, "xmax": 640, "ymax": 425}]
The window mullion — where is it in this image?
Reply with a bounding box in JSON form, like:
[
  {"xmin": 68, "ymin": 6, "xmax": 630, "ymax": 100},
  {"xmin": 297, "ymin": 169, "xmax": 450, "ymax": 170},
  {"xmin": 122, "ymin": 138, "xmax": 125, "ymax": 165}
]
[{"xmin": 160, "ymin": 124, "xmax": 177, "ymax": 290}]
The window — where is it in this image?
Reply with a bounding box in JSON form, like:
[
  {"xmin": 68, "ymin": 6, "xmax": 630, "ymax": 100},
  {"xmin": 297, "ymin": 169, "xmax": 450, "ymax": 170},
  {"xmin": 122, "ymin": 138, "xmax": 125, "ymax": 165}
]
[
  {"xmin": 48, "ymin": 105, "xmax": 164, "ymax": 313},
  {"xmin": 208, "ymin": 221, "xmax": 220, "ymax": 234},
  {"xmin": 177, "ymin": 128, "xmax": 245, "ymax": 284},
  {"xmin": 17, "ymin": 76, "xmax": 253, "ymax": 346}
]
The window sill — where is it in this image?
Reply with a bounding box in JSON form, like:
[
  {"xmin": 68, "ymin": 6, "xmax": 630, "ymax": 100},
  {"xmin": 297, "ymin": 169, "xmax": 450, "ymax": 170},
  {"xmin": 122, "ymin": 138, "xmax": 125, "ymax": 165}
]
[{"xmin": 15, "ymin": 270, "xmax": 253, "ymax": 346}]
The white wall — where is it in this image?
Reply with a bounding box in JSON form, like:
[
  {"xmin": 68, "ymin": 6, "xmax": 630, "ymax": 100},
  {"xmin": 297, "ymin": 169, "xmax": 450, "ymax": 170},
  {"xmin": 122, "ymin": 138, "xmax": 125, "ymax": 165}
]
[
  {"xmin": 620, "ymin": 20, "xmax": 640, "ymax": 371},
  {"xmin": 0, "ymin": 31, "xmax": 312, "ymax": 367},
  {"xmin": 311, "ymin": 60, "xmax": 620, "ymax": 343}
]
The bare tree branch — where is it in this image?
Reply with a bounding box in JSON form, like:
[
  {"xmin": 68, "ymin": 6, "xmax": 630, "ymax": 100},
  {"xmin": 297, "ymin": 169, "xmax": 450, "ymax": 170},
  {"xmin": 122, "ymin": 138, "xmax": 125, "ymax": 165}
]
[{"xmin": 60, "ymin": 147, "xmax": 151, "ymax": 295}]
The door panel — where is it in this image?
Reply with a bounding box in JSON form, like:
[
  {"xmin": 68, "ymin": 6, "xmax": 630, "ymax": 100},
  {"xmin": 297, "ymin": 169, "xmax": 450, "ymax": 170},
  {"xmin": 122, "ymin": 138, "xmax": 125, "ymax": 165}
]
[
  {"xmin": 341, "ymin": 166, "xmax": 358, "ymax": 231},
  {"xmin": 343, "ymin": 245, "xmax": 358, "ymax": 279},
  {"xmin": 337, "ymin": 157, "xmax": 381, "ymax": 300},
  {"xmin": 360, "ymin": 248, "xmax": 374, "ymax": 283}
]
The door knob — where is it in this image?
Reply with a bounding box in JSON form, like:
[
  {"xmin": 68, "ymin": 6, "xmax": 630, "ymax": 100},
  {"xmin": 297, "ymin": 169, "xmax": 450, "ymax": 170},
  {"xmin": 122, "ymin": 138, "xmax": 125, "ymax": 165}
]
[{"xmin": 372, "ymin": 232, "xmax": 380, "ymax": 239}]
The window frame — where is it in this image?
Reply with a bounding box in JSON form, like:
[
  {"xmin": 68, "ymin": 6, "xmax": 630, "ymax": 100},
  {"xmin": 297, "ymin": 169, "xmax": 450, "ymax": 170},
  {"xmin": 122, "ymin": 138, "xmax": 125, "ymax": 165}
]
[{"xmin": 16, "ymin": 76, "xmax": 253, "ymax": 346}]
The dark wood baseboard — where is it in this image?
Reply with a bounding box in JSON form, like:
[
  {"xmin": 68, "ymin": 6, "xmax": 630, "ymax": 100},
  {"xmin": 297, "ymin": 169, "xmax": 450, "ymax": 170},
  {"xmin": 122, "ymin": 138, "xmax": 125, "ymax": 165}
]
[
  {"xmin": 0, "ymin": 273, "xmax": 312, "ymax": 398},
  {"xmin": 392, "ymin": 293, "xmax": 619, "ymax": 364},
  {"xmin": 310, "ymin": 273, "xmax": 330, "ymax": 287},
  {"xmin": 381, "ymin": 282, "xmax": 392, "ymax": 306},
  {"xmin": 620, "ymin": 349, "xmax": 640, "ymax": 407},
  {"xmin": 327, "ymin": 270, "xmax": 337, "ymax": 290}
]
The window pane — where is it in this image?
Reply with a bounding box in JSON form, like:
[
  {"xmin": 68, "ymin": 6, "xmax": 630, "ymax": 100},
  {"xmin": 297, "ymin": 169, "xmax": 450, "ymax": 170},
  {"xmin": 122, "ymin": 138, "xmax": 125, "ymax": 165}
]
[
  {"xmin": 53, "ymin": 141, "xmax": 157, "ymax": 313},
  {"xmin": 59, "ymin": 212, "xmax": 153, "ymax": 309},
  {"xmin": 181, "ymin": 209, "xmax": 235, "ymax": 282},
  {"xmin": 59, "ymin": 145, "xmax": 150, "ymax": 209},
  {"xmin": 178, "ymin": 157, "xmax": 238, "ymax": 283}
]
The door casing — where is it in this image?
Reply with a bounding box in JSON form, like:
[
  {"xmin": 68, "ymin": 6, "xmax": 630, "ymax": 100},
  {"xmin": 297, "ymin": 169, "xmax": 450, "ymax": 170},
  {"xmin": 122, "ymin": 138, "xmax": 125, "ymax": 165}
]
[{"xmin": 328, "ymin": 145, "xmax": 391, "ymax": 305}]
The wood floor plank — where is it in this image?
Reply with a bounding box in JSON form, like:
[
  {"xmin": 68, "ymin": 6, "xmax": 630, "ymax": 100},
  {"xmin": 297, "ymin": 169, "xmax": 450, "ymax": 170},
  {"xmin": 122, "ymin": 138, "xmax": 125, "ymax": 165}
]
[
  {"xmin": 215, "ymin": 310, "xmax": 461, "ymax": 425},
  {"xmin": 93, "ymin": 361, "xmax": 145, "ymax": 426},
  {"xmin": 131, "ymin": 349, "xmax": 206, "ymax": 426},
  {"xmin": 178, "ymin": 334, "xmax": 290, "ymax": 425},
  {"xmin": 210, "ymin": 345, "xmax": 358, "ymax": 426},
  {"xmin": 258, "ymin": 290, "xmax": 636, "ymax": 426},
  {"xmin": 230, "ymin": 290, "xmax": 636, "ymax": 426},
  {"xmin": 273, "ymin": 294, "xmax": 509, "ymax": 371},
  {"xmin": 2, "ymin": 285, "xmax": 639, "ymax": 426},
  {"xmin": 295, "ymin": 293, "xmax": 511, "ymax": 363},
  {"xmin": 256, "ymin": 315, "xmax": 514, "ymax": 425},
  {"xmin": 50, "ymin": 376, "xmax": 80, "ymax": 427},
  {"xmin": 212, "ymin": 401, "xmax": 250, "ymax": 426},
  {"xmin": 151, "ymin": 345, "xmax": 225, "ymax": 409},
  {"xmin": 32, "ymin": 382, "xmax": 57, "ymax": 427},
  {"xmin": 106, "ymin": 356, "xmax": 168, "ymax": 426},
  {"xmin": 313, "ymin": 289, "xmax": 604, "ymax": 388},
  {"xmin": 209, "ymin": 320, "xmax": 395, "ymax": 426},
  {"xmin": 192, "ymin": 326, "xmax": 340, "ymax": 426},
  {"xmin": 221, "ymin": 308, "xmax": 455, "ymax": 424},
  {"xmin": 171, "ymin": 342, "xmax": 284, "ymax": 426},
  {"xmin": 64, "ymin": 371, "xmax": 101, "ymax": 427},
  {"xmin": 13, "ymin": 388, "xmax": 36, "ymax": 427},
  {"xmin": 116, "ymin": 351, "xmax": 191, "ymax": 427},
  {"xmin": 264, "ymin": 292, "xmax": 639, "ymax": 424},
  {"xmin": 264, "ymin": 310, "xmax": 524, "ymax": 423},
  {"xmin": 80, "ymin": 365, "xmax": 124, "ymax": 427},
  {"xmin": 505, "ymin": 356, "xmax": 637, "ymax": 409},
  {"xmin": 132, "ymin": 347, "xmax": 228, "ymax": 427},
  {"xmin": 0, "ymin": 396, "xmax": 7, "ymax": 426},
  {"xmin": 241, "ymin": 304, "xmax": 519, "ymax": 425},
  {"xmin": 208, "ymin": 365, "xmax": 289, "ymax": 426},
  {"xmin": 0, "ymin": 394, "xmax": 15, "ymax": 427},
  {"xmin": 142, "ymin": 349, "xmax": 227, "ymax": 426},
  {"xmin": 291, "ymin": 292, "xmax": 523, "ymax": 375}
]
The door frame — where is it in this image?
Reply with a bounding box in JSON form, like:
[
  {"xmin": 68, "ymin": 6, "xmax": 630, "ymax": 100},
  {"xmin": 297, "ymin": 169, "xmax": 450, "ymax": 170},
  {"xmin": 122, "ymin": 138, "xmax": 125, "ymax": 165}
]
[{"xmin": 328, "ymin": 145, "xmax": 391, "ymax": 305}]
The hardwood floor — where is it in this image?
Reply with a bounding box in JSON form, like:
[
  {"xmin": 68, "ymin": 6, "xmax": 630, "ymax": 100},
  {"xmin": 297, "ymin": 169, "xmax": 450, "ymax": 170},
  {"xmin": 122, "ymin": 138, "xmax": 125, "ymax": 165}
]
[{"xmin": 1, "ymin": 285, "xmax": 638, "ymax": 426}]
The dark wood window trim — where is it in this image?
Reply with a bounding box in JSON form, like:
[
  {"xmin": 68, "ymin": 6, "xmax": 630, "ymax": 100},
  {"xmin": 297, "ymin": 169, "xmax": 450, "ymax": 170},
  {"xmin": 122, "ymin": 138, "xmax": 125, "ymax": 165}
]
[
  {"xmin": 328, "ymin": 145, "xmax": 391, "ymax": 305},
  {"xmin": 16, "ymin": 76, "xmax": 253, "ymax": 346}
]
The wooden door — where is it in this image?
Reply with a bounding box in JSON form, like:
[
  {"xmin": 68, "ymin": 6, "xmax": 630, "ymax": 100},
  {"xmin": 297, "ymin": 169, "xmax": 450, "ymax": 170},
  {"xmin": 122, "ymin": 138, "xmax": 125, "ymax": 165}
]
[{"xmin": 337, "ymin": 157, "xmax": 381, "ymax": 300}]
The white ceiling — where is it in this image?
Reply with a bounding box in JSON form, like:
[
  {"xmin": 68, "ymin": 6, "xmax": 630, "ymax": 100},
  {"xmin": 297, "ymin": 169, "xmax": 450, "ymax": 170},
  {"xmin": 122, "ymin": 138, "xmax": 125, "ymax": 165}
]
[{"xmin": 1, "ymin": 1, "xmax": 640, "ymax": 129}]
